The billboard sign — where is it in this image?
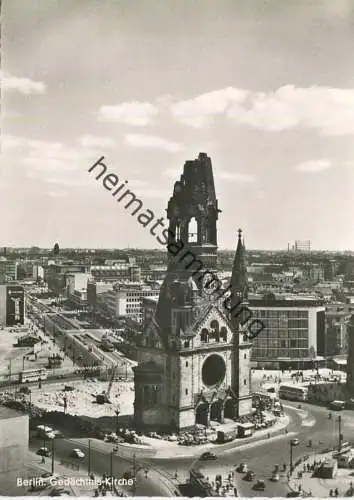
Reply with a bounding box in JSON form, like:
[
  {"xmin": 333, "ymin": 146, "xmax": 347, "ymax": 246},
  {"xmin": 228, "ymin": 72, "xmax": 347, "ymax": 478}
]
[{"xmin": 6, "ymin": 286, "xmax": 25, "ymax": 326}]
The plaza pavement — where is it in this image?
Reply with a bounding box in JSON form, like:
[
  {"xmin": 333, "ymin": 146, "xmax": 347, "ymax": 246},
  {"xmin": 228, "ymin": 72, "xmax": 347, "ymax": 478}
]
[
  {"xmin": 289, "ymin": 451, "xmax": 354, "ymax": 498},
  {"xmin": 142, "ymin": 413, "xmax": 292, "ymax": 458}
]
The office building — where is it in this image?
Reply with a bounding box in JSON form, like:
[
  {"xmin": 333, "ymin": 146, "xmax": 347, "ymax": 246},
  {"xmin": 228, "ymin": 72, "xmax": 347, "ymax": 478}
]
[{"xmin": 249, "ymin": 298, "xmax": 325, "ymax": 369}]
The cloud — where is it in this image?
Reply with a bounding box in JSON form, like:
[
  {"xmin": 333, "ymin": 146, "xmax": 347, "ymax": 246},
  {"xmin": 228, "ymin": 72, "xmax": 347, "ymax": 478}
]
[
  {"xmin": 1, "ymin": 71, "xmax": 46, "ymax": 94},
  {"xmin": 170, "ymin": 85, "xmax": 354, "ymax": 136},
  {"xmin": 218, "ymin": 171, "xmax": 258, "ymax": 183},
  {"xmin": 137, "ymin": 188, "xmax": 169, "ymax": 199},
  {"xmin": 77, "ymin": 135, "xmax": 116, "ymax": 148},
  {"xmin": 163, "ymin": 168, "xmax": 180, "ymax": 179},
  {"xmin": 171, "ymin": 87, "xmax": 249, "ymax": 128},
  {"xmin": 98, "ymin": 102, "xmax": 159, "ymax": 126},
  {"xmin": 124, "ymin": 134, "xmax": 184, "ymax": 152},
  {"xmin": 294, "ymin": 159, "xmax": 331, "ymax": 173},
  {"xmin": 228, "ymin": 85, "xmax": 354, "ymax": 136},
  {"xmin": 2, "ymin": 134, "xmax": 24, "ymax": 149},
  {"xmin": 48, "ymin": 191, "xmax": 69, "ymax": 198}
]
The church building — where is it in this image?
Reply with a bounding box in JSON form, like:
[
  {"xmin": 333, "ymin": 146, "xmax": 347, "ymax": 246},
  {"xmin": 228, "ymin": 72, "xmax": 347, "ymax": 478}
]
[{"xmin": 133, "ymin": 153, "xmax": 253, "ymax": 431}]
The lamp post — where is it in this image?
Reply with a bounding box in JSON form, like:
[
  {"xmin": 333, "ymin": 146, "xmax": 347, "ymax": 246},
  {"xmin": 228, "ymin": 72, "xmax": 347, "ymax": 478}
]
[
  {"xmin": 110, "ymin": 450, "xmax": 114, "ymax": 492},
  {"xmin": 338, "ymin": 415, "xmax": 343, "ymax": 451},
  {"xmin": 51, "ymin": 439, "xmax": 55, "ymax": 474},
  {"xmin": 88, "ymin": 439, "xmax": 91, "ymax": 475},
  {"xmin": 289, "ymin": 439, "xmax": 300, "ymax": 473},
  {"xmin": 115, "ymin": 409, "xmax": 120, "ymax": 434}
]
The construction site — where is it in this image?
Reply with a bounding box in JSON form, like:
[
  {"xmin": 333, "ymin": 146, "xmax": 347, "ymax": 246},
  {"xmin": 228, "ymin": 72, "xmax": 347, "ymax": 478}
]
[{"xmin": 29, "ymin": 367, "xmax": 135, "ymax": 419}]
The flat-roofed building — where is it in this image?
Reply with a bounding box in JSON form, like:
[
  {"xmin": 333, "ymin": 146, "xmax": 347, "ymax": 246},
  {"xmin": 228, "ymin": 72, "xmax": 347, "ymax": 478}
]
[{"xmin": 249, "ymin": 298, "xmax": 325, "ymax": 369}]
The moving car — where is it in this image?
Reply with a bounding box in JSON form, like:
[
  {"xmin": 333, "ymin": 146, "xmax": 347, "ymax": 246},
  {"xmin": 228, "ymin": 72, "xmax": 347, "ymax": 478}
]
[
  {"xmin": 244, "ymin": 471, "xmax": 255, "ymax": 482},
  {"xmin": 200, "ymin": 451, "xmax": 217, "ymax": 460},
  {"xmin": 291, "ymin": 438, "xmax": 300, "ymax": 446},
  {"xmin": 36, "ymin": 447, "xmax": 51, "ymax": 457},
  {"xmin": 271, "ymin": 473, "xmax": 280, "ymax": 482},
  {"xmin": 237, "ymin": 463, "xmax": 248, "ymax": 473},
  {"xmin": 70, "ymin": 448, "xmax": 85, "ymax": 459}
]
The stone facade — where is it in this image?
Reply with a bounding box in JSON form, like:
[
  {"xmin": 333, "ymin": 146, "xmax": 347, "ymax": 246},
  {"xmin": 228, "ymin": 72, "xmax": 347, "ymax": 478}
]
[{"xmin": 133, "ymin": 153, "xmax": 252, "ymax": 432}]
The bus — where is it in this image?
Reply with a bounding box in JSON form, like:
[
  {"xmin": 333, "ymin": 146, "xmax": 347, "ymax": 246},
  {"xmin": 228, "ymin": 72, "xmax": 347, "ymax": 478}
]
[
  {"xmin": 278, "ymin": 385, "xmax": 308, "ymax": 402},
  {"xmin": 19, "ymin": 368, "xmax": 48, "ymax": 383}
]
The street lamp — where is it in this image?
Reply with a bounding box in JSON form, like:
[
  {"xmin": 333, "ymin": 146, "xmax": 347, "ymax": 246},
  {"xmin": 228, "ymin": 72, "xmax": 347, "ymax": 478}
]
[
  {"xmin": 337, "ymin": 415, "xmax": 343, "ymax": 451},
  {"xmin": 289, "ymin": 438, "xmax": 300, "ymax": 473},
  {"xmin": 115, "ymin": 409, "xmax": 120, "ymax": 434}
]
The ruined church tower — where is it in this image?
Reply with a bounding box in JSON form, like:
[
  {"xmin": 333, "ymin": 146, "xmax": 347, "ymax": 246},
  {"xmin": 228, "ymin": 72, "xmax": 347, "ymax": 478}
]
[{"xmin": 133, "ymin": 153, "xmax": 252, "ymax": 431}]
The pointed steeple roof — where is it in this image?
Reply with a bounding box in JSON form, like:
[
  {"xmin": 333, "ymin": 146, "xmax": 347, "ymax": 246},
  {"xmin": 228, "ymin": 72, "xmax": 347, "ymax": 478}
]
[{"xmin": 230, "ymin": 228, "xmax": 248, "ymax": 300}]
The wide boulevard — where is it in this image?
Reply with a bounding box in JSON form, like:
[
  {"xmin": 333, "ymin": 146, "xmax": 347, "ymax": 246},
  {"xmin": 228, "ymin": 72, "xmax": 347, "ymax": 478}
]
[{"xmin": 29, "ymin": 402, "xmax": 354, "ymax": 497}]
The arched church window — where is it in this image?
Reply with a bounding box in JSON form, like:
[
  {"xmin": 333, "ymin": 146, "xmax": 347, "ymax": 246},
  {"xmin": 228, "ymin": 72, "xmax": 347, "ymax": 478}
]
[
  {"xmin": 200, "ymin": 328, "xmax": 209, "ymax": 343},
  {"xmin": 220, "ymin": 326, "xmax": 227, "ymax": 342},
  {"xmin": 210, "ymin": 320, "xmax": 220, "ymax": 341},
  {"xmin": 184, "ymin": 340, "xmax": 190, "ymax": 348},
  {"xmin": 188, "ymin": 217, "xmax": 198, "ymax": 243}
]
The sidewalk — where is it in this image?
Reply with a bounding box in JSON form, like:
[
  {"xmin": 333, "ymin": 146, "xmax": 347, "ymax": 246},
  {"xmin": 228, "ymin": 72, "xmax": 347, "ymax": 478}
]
[
  {"xmin": 288, "ymin": 451, "xmax": 354, "ymax": 497},
  {"xmin": 27, "ymin": 450, "xmax": 100, "ymax": 496},
  {"xmin": 142, "ymin": 414, "xmax": 291, "ymax": 459}
]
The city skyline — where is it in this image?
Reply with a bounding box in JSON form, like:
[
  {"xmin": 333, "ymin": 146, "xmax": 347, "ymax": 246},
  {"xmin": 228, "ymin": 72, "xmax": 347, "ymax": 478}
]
[{"xmin": 2, "ymin": 0, "xmax": 354, "ymax": 250}]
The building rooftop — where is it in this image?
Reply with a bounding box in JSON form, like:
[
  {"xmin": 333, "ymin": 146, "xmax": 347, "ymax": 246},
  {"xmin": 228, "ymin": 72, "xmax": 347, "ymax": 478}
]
[
  {"xmin": 0, "ymin": 405, "xmax": 26, "ymax": 420},
  {"xmin": 249, "ymin": 299, "xmax": 325, "ymax": 308}
]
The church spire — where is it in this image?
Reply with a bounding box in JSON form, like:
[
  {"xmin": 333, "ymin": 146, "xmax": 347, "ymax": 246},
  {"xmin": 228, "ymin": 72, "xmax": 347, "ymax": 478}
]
[{"xmin": 230, "ymin": 228, "xmax": 248, "ymax": 301}]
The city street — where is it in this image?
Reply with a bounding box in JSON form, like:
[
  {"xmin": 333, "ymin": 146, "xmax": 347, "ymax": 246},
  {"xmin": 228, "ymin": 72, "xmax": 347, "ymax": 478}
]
[
  {"xmin": 150, "ymin": 403, "xmax": 354, "ymax": 497},
  {"xmin": 29, "ymin": 434, "xmax": 176, "ymax": 497}
]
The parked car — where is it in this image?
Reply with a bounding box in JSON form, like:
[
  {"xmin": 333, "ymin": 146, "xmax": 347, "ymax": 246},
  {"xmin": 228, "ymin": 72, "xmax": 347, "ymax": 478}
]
[
  {"xmin": 271, "ymin": 473, "xmax": 280, "ymax": 482},
  {"xmin": 244, "ymin": 471, "xmax": 255, "ymax": 482},
  {"xmin": 49, "ymin": 487, "xmax": 70, "ymax": 497},
  {"xmin": 200, "ymin": 451, "xmax": 217, "ymax": 460},
  {"xmin": 237, "ymin": 463, "xmax": 248, "ymax": 473},
  {"xmin": 70, "ymin": 448, "xmax": 85, "ymax": 459},
  {"xmin": 123, "ymin": 469, "xmax": 135, "ymax": 480},
  {"xmin": 291, "ymin": 438, "xmax": 300, "ymax": 446},
  {"xmin": 52, "ymin": 430, "xmax": 64, "ymax": 438},
  {"xmin": 253, "ymin": 479, "xmax": 266, "ymax": 491},
  {"xmin": 36, "ymin": 447, "xmax": 51, "ymax": 457}
]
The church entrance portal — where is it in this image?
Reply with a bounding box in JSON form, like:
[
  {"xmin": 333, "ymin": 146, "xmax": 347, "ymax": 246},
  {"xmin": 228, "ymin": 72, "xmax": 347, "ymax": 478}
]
[
  {"xmin": 195, "ymin": 402, "xmax": 209, "ymax": 427},
  {"xmin": 224, "ymin": 398, "xmax": 236, "ymax": 420},
  {"xmin": 210, "ymin": 399, "xmax": 223, "ymax": 422}
]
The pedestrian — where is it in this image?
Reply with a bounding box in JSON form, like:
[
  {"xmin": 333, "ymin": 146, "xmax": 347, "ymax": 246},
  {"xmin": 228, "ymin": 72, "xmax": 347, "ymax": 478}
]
[
  {"xmin": 330, "ymin": 489, "xmax": 333, "ymax": 497},
  {"xmin": 335, "ymin": 488, "xmax": 339, "ymax": 497},
  {"xmin": 41, "ymin": 456, "xmax": 45, "ymax": 464}
]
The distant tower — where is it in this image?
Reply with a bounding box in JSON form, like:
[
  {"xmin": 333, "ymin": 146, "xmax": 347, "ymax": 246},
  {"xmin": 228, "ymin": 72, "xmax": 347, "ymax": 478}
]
[
  {"xmin": 53, "ymin": 242, "xmax": 60, "ymax": 260},
  {"xmin": 3, "ymin": 247, "xmax": 6, "ymax": 257},
  {"xmin": 229, "ymin": 229, "xmax": 253, "ymax": 416}
]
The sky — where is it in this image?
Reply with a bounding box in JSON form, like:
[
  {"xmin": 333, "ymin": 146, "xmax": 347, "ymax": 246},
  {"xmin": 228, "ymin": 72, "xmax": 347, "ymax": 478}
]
[{"xmin": 2, "ymin": 0, "xmax": 354, "ymax": 250}]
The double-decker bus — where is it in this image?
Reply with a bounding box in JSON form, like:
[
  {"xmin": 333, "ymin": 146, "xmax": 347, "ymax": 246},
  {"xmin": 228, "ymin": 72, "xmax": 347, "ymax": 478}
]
[
  {"xmin": 278, "ymin": 385, "xmax": 308, "ymax": 402},
  {"xmin": 19, "ymin": 368, "xmax": 48, "ymax": 383}
]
